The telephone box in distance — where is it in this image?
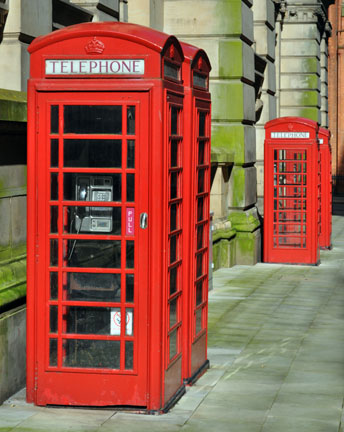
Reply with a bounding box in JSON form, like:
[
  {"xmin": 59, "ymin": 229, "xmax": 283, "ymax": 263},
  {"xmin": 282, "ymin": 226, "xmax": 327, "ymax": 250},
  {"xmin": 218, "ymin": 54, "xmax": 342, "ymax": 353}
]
[
  {"xmin": 26, "ymin": 22, "xmax": 208, "ymax": 412},
  {"xmin": 180, "ymin": 42, "xmax": 211, "ymax": 385},
  {"xmin": 318, "ymin": 127, "xmax": 332, "ymax": 249},
  {"xmin": 264, "ymin": 117, "xmax": 320, "ymax": 265}
]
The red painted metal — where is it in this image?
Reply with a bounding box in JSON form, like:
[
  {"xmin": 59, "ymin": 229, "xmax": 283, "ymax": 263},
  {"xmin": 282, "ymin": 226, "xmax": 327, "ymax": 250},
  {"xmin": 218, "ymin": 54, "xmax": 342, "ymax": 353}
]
[
  {"xmin": 27, "ymin": 22, "xmax": 210, "ymax": 412},
  {"xmin": 318, "ymin": 128, "xmax": 332, "ymax": 249},
  {"xmin": 264, "ymin": 117, "xmax": 320, "ymax": 265},
  {"xmin": 180, "ymin": 42, "xmax": 211, "ymax": 385}
]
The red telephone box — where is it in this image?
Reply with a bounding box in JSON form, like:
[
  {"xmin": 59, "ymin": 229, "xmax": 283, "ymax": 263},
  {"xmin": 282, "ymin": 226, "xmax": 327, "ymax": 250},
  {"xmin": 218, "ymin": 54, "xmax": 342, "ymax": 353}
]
[
  {"xmin": 318, "ymin": 127, "xmax": 332, "ymax": 249},
  {"xmin": 264, "ymin": 117, "xmax": 320, "ymax": 265},
  {"xmin": 180, "ymin": 42, "xmax": 211, "ymax": 385},
  {"xmin": 26, "ymin": 22, "xmax": 210, "ymax": 411}
]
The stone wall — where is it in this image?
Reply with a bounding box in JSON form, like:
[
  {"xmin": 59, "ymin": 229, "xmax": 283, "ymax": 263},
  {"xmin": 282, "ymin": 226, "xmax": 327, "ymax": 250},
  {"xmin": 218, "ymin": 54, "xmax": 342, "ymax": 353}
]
[
  {"xmin": 164, "ymin": 0, "xmax": 261, "ymax": 266},
  {"xmin": 253, "ymin": 0, "xmax": 277, "ymax": 213},
  {"xmin": 0, "ymin": 306, "xmax": 26, "ymax": 404}
]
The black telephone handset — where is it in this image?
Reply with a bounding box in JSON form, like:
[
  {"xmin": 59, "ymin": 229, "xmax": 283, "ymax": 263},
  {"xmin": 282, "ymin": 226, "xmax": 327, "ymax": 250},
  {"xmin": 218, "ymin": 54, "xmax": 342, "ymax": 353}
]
[{"xmin": 75, "ymin": 176, "xmax": 113, "ymax": 233}]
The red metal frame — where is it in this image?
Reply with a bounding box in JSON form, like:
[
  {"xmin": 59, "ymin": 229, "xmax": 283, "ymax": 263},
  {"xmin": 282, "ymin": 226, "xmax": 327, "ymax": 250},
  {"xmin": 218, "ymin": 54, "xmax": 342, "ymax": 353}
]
[
  {"xmin": 318, "ymin": 127, "xmax": 332, "ymax": 249},
  {"xmin": 180, "ymin": 43, "xmax": 211, "ymax": 384},
  {"xmin": 264, "ymin": 117, "xmax": 320, "ymax": 265}
]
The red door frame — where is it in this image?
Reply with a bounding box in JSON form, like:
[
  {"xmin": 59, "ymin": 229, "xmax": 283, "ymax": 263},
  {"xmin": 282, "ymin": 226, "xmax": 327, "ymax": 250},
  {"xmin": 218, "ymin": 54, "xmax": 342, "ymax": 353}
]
[{"xmin": 28, "ymin": 89, "xmax": 149, "ymax": 406}]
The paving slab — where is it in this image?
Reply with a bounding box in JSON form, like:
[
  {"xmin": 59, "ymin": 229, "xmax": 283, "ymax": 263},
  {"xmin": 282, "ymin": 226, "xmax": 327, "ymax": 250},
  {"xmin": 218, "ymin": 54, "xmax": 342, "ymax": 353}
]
[{"xmin": 1, "ymin": 208, "xmax": 344, "ymax": 431}]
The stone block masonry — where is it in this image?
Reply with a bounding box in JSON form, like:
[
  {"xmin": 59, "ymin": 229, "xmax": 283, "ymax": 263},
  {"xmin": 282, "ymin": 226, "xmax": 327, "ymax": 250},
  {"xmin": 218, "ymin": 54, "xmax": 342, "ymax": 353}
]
[{"xmin": 164, "ymin": 0, "xmax": 261, "ymax": 266}]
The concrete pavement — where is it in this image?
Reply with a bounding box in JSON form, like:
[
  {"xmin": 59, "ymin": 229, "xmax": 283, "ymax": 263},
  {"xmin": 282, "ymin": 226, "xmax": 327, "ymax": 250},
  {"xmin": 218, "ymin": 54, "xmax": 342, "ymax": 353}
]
[{"xmin": 1, "ymin": 210, "xmax": 344, "ymax": 431}]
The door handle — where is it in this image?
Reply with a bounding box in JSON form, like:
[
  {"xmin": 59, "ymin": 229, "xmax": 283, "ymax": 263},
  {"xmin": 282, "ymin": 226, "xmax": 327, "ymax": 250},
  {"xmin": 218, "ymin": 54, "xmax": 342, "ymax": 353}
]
[{"xmin": 140, "ymin": 213, "xmax": 148, "ymax": 229}]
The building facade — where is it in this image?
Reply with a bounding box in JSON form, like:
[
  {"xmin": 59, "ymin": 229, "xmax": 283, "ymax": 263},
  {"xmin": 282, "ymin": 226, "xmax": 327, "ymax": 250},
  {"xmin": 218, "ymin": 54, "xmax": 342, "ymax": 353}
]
[{"xmin": 0, "ymin": 0, "xmax": 337, "ymax": 403}]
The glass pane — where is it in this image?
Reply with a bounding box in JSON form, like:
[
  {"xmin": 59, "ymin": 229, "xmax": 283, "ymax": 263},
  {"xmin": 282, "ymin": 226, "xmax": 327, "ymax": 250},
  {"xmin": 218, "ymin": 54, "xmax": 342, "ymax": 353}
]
[
  {"xmin": 64, "ymin": 206, "xmax": 121, "ymax": 235},
  {"xmin": 170, "ymin": 266, "xmax": 177, "ymax": 295},
  {"xmin": 49, "ymin": 339, "xmax": 58, "ymax": 367},
  {"xmin": 51, "ymin": 105, "xmax": 59, "ymax": 134},
  {"xmin": 125, "ymin": 308, "xmax": 133, "ymax": 336},
  {"xmin": 198, "ymin": 140, "xmax": 205, "ymax": 165},
  {"xmin": 64, "ymin": 105, "xmax": 122, "ymax": 134},
  {"xmin": 63, "ymin": 173, "xmax": 121, "ymax": 202},
  {"xmin": 164, "ymin": 61, "xmax": 180, "ymax": 80},
  {"xmin": 50, "ymin": 206, "xmax": 58, "ymax": 234},
  {"xmin": 170, "ymin": 235, "xmax": 177, "ymax": 264},
  {"xmin": 126, "ymin": 274, "xmax": 134, "ymax": 302},
  {"xmin": 51, "ymin": 139, "xmax": 58, "ymax": 167},
  {"xmin": 170, "ymin": 203, "xmax": 177, "ymax": 231},
  {"xmin": 193, "ymin": 72, "xmax": 207, "ymax": 88},
  {"xmin": 198, "ymin": 169, "xmax": 205, "ymax": 193},
  {"xmin": 126, "ymin": 174, "xmax": 135, "ymax": 202},
  {"xmin": 169, "ymin": 298, "xmax": 177, "ymax": 328},
  {"xmin": 125, "ymin": 341, "xmax": 134, "ymax": 370},
  {"xmin": 197, "ymin": 197, "xmax": 204, "ymax": 222},
  {"xmin": 65, "ymin": 273, "xmax": 121, "ymax": 302},
  {"xmin": 196, "ymin": 308, "xmax": 202, "ymax": 334},
  {"xmin": 65, "ymin": 306, "xmax": 113, "ymax": 335},
  {"xmin": 127, "ymin": 106, "xmax": 135, "ymax": 135},
  {"xmin": 169, "ymin": 329, "xmax": 177, "ymax": 360},
  {"xmin": 196, "ymin": 281, "xmax": 202, "ymax": 306},
  {"xmin": 63, "ymin": 339, "xmax": 120, "ymax": 369},
  {"xmin": 50, "ymin": 239, "xmax": 58, "ymax": 266},
  {"xmin": 171, "ymin": 106, "xmax": 178, "ymax": 135},
  {"xmin": 126, "ymin": 240, "xmax": 134, "ymax": 269},
  {"xmin": 196, "ymin": 253, "xmax": 203, "ymax": 278},
  {"xmin": 127, "ymin": 140, "xmax": 135, "ymax": 168},
  {"xmin": 64, "ymin": 139, "xmax": 122, "ymax": 168},
  {"xmin": 170, "ymin": 172, "xmax": 178, "ymax": 199},
  {"xmin": 199, "ymin": 111, "xmax": 206, "ymax": 137},
  {"xmin": 50, "ymin": 272, "xmax": 58, "ymax": 300},
  {"xmin": 50, "ymin": 306, "xmax": 58, "ymax": 333},
  {"xmin": 66, "ymin": 240, "xmax": 121, "ymax": 268},
  {"xmin": 51, "ymin": 173, "xmax": 58, "ymax": 201},
  {"xmin": 197, "ymin": 225, "xmax": 204, "ymax": 250},
  {"xmin": 171, "ymin": 140, "xmax": 178, "ymax": 167}
]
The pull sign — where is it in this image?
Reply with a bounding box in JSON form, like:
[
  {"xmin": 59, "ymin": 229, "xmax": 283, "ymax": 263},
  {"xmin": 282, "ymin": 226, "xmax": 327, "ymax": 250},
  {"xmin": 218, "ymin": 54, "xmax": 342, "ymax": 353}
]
[
  {"xmin": 140, "ymin": 213, "xmax": 148, "ymax": 229},
  {"xmin": 126, "ymin": 208, "xmax": 135, "ymax": 236}
]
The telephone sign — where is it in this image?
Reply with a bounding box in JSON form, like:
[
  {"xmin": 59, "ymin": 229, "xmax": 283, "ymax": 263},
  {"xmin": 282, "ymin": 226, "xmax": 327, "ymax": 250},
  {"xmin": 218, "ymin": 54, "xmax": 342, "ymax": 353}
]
[{"xmin": 27, "ymin": 22, "xmax": 211, "ymax": 412}]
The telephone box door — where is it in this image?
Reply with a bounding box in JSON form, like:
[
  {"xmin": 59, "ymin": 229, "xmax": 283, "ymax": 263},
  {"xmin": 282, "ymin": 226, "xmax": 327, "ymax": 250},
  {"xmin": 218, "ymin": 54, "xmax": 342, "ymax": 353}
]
[{"xmin": 34, "ymin": 91, "xmax": 149, "ymax": 406}]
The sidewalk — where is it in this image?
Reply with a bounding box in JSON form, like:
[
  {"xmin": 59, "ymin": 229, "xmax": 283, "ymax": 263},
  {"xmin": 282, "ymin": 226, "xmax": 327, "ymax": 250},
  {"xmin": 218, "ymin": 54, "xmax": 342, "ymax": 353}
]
[{"xmin": 1, "ymin": 213, "xmax": 344, "ymax": 431}]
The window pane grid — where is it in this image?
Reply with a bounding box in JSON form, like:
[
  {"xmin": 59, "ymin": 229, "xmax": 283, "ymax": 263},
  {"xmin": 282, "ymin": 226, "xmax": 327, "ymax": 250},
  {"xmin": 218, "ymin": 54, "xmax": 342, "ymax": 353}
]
[{"xmin": 48, "ymin": 102, "xmax": 139, "ymax": 373}]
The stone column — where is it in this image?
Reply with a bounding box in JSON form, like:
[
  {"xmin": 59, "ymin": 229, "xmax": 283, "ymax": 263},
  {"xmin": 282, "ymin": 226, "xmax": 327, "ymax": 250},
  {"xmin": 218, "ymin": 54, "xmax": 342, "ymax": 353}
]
[
  {"xmin": 0, "ymin": 0, "xmax": 51, "ymax": 91},
  {"xmin": 278, "ymin": 1, "xmax": 325, "ymax": 123},
  {"xmin": 320, "ymin": 23, "xmax": 332, "ymax": 127},
  {"xmin": 252, "ymin": 0, "xmax": 277, "ymax": 213},
  {"xmin": 164, "ymin": 0, "xmax": 261, "ymax": 265},
  {"xmin": 127, "ymin": 0, "xmax": 164, "ymax": 30},
  {"xmin": 70, "ymin": 1, "xmax": 120, "ymax": 22}
]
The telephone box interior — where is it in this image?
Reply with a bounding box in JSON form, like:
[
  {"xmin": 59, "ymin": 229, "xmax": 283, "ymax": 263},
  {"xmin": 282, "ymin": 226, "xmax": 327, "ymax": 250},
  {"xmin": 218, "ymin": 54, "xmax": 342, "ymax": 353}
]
[
  {"xmin": 26, "ymin": 22, "xmax": 211, "ymax": 411},
  {"xmin": 264, "ymin": 117, "xmax": 320, "ymax": 265}
]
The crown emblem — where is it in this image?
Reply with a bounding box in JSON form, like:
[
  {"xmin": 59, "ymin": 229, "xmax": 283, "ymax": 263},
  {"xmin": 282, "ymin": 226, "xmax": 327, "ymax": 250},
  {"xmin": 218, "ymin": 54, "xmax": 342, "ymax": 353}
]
[
  {"xmin": 198, "ymin": 57, "xmax": 203, "ymax": 70},
  {"xmin": 288, "ymin": 123, "xmax": 294, "ymax": 131},
  {"xmin": 85, "ymin": 37, "xmax": 105, "ymax": 54}
]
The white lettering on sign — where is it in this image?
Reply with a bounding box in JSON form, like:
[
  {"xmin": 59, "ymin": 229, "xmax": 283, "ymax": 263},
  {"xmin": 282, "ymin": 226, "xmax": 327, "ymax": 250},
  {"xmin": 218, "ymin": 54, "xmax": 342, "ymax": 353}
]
[
  {"xmin": 45, "ymin": 59, "xmax": 145, "ymax": 76},
  {"xmin": 271, "ymin": 132, "xmax": 310, "ymax": 139}
]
